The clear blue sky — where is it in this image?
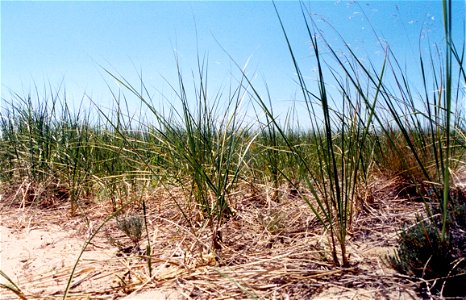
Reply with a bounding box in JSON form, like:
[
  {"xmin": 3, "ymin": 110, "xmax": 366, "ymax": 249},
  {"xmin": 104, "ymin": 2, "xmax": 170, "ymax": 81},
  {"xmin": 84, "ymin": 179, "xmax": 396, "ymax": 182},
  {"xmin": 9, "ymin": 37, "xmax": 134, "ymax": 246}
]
[{"xmin": 1, "ymin": 1, "xmax": 465, "ymax": 120}]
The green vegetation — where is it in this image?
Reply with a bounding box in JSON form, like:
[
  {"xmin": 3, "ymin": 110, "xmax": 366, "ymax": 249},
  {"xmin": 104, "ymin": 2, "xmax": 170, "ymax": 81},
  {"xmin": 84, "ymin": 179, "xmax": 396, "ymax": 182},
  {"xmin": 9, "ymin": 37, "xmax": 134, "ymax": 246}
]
[
  {"xmin": 0, "ymin": 0, "xmax": 464, "ymax": 298},
  {"xmin": 116, "ymin": 214, "xmax": 145, "ymax": 247}
]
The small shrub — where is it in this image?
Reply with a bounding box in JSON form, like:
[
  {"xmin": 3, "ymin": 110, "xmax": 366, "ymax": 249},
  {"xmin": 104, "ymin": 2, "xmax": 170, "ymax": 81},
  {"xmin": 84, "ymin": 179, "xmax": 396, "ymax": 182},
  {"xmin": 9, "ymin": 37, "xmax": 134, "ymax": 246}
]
[
  {"xmin": 391, "ymin": 203, "xmax": 466, "ymax": 297},
  {"xmin": 262, "ymin": 210, "xmax": 286, "ymax": 235},
  {"xmin": 390, "ymin": 219, "xmax": 452, "ymax": 279},
  {"xmin": 116, "ymin": 215, "xmax": 144, "ymax": 246},
  {"xmin": 448, "ymin": 187, "xmax": 466, "ymax": 229}
]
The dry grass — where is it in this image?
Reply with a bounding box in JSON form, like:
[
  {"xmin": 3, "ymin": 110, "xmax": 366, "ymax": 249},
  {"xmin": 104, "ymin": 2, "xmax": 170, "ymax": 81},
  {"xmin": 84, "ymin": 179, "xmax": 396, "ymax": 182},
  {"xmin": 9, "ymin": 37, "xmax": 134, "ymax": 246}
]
[{"xmin": 0, "ymin": 174, "xmax": 432, "ymax": 299}]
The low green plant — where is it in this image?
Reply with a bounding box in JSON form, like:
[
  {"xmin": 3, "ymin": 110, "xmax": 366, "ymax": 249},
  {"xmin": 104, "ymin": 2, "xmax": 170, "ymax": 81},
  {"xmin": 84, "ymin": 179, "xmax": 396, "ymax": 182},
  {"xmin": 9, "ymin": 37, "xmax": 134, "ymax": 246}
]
[
  {"xmin": 390, "ymin": 204, "xmax": 466, "ymax": 297},
  {"xmin": 390, "ymin": 219, "xmax": 452, "ymax": 279},
  {"xmin": 116, "ymin": 214, "xmax": 144, "ymax": 247}
]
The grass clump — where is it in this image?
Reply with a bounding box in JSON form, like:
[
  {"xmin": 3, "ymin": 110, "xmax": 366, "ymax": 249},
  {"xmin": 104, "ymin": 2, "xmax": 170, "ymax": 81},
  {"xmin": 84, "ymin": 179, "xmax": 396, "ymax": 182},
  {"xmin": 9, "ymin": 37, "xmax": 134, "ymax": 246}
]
[
  {"xmin": 244, "ymin": 2, "xmax": 386, "ymax": 267},
  {"xmin": 388, "ymin": 0, "xmax": 466, "ymax": 296},
  {"xmin": 102, "ymin": 55, "xmax": 254, "ymax": 253}
]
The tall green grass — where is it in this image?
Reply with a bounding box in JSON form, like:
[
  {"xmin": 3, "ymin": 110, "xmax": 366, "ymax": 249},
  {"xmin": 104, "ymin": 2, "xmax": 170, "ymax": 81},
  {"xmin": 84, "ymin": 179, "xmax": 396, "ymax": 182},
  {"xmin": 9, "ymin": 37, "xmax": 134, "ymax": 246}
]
[
  {"xmin": 101, "ymin": 55, "xmax": 256, "ymax": 250},
  {"xmin": 241, "ymin": 2, "xmax": 386, "ymax": 267},
  {"xmin": 0, "ymin": 87, "xmax": 148, "ymax": 213},
  {"xmin": 369, "ymin": 0, "xmax": 465, "ymax": 240}
]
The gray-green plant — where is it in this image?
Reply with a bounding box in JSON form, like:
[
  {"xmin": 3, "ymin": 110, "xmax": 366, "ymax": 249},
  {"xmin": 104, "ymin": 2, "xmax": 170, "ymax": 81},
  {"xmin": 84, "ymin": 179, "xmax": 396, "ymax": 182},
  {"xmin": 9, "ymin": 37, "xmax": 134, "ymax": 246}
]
[{"xmin": 117, "ymin": 214, "xmax": 144, "ymax": 246}]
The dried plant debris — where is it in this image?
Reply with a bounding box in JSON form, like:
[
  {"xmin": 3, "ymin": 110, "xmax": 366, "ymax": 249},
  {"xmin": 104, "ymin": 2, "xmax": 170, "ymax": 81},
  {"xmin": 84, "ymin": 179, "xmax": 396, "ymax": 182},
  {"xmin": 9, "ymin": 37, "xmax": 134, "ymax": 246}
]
[{"xmin": 0, "ymin": 178, "xmax": 436, "ymax": 299}]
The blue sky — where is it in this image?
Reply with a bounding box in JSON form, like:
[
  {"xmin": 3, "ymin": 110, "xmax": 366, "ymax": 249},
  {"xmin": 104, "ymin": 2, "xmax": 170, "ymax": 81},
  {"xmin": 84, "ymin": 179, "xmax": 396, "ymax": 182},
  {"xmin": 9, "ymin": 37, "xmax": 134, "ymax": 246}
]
[{"xmin": 1, "ymin": 1, "xmax": 465, "ymax": 120}]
